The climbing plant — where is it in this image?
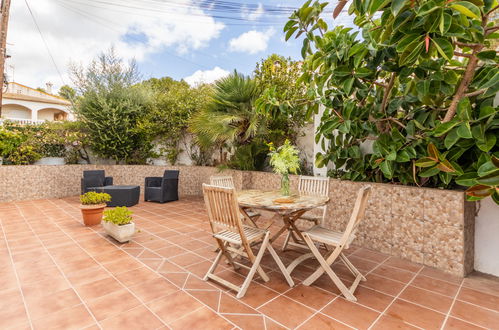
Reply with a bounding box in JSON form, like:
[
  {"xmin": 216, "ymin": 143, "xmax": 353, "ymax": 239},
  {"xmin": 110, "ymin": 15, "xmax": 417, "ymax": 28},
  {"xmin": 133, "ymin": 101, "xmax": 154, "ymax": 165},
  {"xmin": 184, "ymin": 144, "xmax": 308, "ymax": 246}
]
[{"xmin": 286, "ymin": 0, "xmax": 499, "ymax": 204}]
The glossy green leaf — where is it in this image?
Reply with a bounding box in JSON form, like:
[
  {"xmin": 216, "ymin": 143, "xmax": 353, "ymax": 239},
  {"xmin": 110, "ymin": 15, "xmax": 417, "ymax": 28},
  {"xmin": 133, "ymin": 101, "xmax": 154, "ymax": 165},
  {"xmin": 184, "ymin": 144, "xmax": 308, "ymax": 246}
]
[
  {"xmin": 456, "ymin": 172, "xmax": 478, "ymax": 186},
  {"xmin": 391, "ymin": 0, "xmax": 406, "ymax": 15},
  {"xmin": 432, "ymin": 38, "xmax": 454, "ymax": 61},
  {"xmin": 478, "ymin": 161, "xmax": 499, "ymax": 177},
  {"xmin": 444, "ymin": 127, "xmax": 460, "ymax": 149},
  {"xmin": 420, "ymin": 166, "xmax": 440, "ymax": 177},
  {"xmin": 433, "ymin": 119, "xmax": 460, "ymax": 137},
  {"xmin": 457, "ymin": 122, "xmax": 472, "ymax": 138},
  {"xmin": 477, "ymin": 172, "xmax": 499, "ymax": 186},
  {"xmin": 477, "ymin": 50, "xmax": 497, "ymax": 60},
  {"xmin": 450, "ymin": 1, "xmax": 482, "ymax": 20},
  {"xmin": 380, "ymin": 160, "xmax": 394, "ymax": 179},
  {"xmin": 477, "ymin": 133, "xmax": 497, "ymax": 152},
  {"xmin": 415, "ymin": 157, "xmax": 438, "ymax": 167}
]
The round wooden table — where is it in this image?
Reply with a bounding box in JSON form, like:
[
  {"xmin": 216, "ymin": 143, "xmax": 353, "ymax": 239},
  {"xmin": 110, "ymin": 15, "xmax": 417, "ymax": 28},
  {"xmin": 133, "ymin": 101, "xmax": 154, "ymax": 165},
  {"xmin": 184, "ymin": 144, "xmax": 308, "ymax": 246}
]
[{"xmin": 237, "ymin": 189, "xmax": 329, "ymax": 244}]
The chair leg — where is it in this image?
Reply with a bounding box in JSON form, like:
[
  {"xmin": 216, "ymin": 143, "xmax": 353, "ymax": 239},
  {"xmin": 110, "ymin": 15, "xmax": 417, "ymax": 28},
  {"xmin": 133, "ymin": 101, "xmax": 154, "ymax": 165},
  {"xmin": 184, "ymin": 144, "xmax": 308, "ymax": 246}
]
[
  {"xmin": 339, "ymin": 253, "xmax": 366, "ymax": 281},
  {"xmin": 266, "ymin": 242, "xmax": 294, "ymax": 287},
  {"xmin": 282, "ymin": 230, "xmax": 292, "ymax": 251},
  {"xmin": 204, "ymin": 249, "xmax": 223, "ymax": 281},
  {"xmin": 301, "ymin": 234, "xmax": 357, "ymax": 302},
  {"xmin": 237, "ymin": 233, "xmax": 271, "ymax": 298}
]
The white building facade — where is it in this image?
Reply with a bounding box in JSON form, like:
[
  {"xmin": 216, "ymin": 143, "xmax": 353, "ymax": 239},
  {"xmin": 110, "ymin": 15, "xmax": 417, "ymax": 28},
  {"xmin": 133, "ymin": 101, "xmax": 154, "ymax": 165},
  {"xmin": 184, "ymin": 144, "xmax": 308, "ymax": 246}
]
[{"xmin": 0, "ymin": 82, "xmax": 73, "ymax": 124}]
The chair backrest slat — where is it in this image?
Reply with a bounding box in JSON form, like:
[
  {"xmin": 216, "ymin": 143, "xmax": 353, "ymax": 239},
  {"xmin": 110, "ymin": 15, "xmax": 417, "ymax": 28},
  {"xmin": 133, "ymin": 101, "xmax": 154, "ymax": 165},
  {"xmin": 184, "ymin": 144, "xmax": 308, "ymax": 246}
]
[
  {"xmin": 340, "ymin": 186, "xmax": 371, "ymax": 246},
  {"xmin": 298, "ymin": 176, "xmax": 329, "ymax": 197},
  {"xmin": 203, "ymin": 184, "xmax": 245, "ymax": 236},
  {"xmin": 298, "ymin": 176, "xmax": 330, "ymax": 221},
  {"xmin": 210, "ymin": 176, "xmax": 235, "ymax": 189}
]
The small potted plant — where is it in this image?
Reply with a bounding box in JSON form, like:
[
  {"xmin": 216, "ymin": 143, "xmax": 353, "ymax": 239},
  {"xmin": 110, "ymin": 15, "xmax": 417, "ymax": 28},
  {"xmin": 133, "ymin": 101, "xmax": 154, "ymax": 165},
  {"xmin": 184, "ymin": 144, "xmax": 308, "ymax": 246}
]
[
  {"xmin": 80, "ymin": 191, "xmax": 111, "ymax": 226},
  {"xmin": 102, "ymin": 207, "xmax": 135, "ymax": 243},
  {"xmin": 268, "ymin": 139, "xmax": 300, "ymax": 196}
]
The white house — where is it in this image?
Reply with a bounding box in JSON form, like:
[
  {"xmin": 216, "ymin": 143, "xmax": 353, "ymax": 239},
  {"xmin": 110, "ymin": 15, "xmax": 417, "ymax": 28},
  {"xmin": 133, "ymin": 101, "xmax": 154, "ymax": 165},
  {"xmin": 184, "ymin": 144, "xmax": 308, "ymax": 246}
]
[{"xmin": 0, "ymin": 82, "xmax": 73, "ymax": 124}]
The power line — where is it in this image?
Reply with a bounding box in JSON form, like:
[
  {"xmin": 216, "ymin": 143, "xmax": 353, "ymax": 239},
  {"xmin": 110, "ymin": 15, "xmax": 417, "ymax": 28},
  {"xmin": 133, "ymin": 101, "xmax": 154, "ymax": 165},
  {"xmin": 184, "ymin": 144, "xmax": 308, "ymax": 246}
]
[{"xmin": 24, "ymin": 0, "xmax": 65, "ymax": 85}]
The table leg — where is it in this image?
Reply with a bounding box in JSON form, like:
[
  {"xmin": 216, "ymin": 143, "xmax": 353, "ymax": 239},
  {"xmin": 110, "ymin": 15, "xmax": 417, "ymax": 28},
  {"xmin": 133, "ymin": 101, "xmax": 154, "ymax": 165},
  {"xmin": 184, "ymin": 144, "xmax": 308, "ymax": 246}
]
[
  {"xmin": 269, "ymin": 209, "xmax": 307, "ymax": 244},
  {"xmin": 239, "ymin": 207, "xmax": 258, "ymax": 227}
]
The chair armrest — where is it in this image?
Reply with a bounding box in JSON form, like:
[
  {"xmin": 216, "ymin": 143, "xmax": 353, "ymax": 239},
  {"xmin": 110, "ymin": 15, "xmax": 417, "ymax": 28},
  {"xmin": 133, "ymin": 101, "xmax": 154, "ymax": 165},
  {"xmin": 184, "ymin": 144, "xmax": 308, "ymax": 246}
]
[
  {"xmin": 104, "ymin": 176, "xmax": 113, "ymax": 186},
  {"xmin": 145, "ymin": 177, "xmax": 162, "ymax": 187}
]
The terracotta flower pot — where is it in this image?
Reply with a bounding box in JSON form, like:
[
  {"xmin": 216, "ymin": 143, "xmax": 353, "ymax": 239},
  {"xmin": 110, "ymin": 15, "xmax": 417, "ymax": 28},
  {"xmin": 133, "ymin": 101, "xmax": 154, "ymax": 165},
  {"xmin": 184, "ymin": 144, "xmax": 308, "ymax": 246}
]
[{"xmin": 80, "ymin": 204, "xmax": 106, "ymax": 226}]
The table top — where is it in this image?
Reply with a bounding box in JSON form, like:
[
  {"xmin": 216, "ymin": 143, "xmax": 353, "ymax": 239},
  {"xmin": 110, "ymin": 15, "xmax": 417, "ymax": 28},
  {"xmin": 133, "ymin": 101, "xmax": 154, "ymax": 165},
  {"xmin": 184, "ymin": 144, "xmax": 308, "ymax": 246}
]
[{"xmin": 237, "ymin": 189, "xmax": 329, "ymax": 212}]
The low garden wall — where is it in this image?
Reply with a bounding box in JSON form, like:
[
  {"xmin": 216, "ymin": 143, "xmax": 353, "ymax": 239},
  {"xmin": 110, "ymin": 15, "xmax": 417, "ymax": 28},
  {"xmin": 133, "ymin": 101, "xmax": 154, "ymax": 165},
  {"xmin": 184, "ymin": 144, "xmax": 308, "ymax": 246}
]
[{"xmin": 0, "ymin": 165, "xmax": 475, "ymax": 276}]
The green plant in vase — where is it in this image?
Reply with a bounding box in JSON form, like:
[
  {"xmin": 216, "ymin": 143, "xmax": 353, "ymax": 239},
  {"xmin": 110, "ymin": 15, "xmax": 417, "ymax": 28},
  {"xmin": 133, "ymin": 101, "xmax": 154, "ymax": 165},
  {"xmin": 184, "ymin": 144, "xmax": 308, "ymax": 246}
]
[{"xmin": 268, "ymin": 139, "xmax": 300, "ymax": 196}]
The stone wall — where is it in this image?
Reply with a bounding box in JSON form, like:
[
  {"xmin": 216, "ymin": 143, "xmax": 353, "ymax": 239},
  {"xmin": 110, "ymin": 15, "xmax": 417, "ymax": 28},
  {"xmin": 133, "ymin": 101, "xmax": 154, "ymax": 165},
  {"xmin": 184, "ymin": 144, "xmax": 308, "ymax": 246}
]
[{"xmin": 0, "ymin": 165, "xmax": 474, "ymax": 276}]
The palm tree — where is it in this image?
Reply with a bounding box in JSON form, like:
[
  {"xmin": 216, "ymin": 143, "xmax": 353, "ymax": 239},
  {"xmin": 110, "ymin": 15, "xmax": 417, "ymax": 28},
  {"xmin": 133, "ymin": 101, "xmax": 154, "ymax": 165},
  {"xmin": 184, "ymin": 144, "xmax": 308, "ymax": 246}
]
[{"xmin": 189, "ymin": 71, "xmax": 265, "ymax": 162}]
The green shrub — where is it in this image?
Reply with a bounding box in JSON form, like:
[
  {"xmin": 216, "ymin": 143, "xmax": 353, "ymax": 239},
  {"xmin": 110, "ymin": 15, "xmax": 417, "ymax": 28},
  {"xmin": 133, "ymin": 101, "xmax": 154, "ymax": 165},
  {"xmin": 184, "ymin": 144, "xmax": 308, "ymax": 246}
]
[
  {"xmin": 103, "ymin": 207, "xmax": 133, "ymax": 225},
  {"xmin": 80, "ymin": 192, "xmax": 111, "ymax": 205}
]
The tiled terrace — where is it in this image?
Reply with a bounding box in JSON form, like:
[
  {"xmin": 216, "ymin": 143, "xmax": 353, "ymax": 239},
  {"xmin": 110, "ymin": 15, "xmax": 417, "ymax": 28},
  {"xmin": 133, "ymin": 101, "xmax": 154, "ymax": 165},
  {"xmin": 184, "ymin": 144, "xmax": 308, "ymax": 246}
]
[{"xmin": 0, "ymin": 197, "xmax": 498, "ymax": 330}]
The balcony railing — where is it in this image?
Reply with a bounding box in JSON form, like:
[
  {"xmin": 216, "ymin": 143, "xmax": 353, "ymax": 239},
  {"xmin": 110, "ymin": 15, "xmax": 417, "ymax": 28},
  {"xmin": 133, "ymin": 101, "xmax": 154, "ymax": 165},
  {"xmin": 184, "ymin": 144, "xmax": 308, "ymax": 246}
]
[{"xmin": 0, "ymin": 118, "xmax": 45, "ymax": 125}]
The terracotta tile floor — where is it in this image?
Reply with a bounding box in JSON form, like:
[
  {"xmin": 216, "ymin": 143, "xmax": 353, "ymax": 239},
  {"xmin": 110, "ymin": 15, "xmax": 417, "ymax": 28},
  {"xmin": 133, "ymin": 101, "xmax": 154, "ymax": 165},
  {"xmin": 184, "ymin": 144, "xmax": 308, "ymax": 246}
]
[{"xmin": 1, "ymin": 196, "xmax": 499, "ymax": 329}]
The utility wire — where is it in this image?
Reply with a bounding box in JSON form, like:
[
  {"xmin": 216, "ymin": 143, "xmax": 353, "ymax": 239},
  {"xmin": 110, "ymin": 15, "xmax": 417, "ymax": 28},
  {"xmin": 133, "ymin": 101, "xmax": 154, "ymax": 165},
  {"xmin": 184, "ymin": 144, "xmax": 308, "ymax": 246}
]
[{"xmin": 24, "ymin": 0, "xmax": 66, "ymax": 85}]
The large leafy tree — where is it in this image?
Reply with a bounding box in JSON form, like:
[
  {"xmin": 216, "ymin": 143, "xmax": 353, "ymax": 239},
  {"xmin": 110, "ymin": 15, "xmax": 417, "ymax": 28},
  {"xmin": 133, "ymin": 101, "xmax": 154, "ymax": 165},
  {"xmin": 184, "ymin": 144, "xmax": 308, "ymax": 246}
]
[
  {"xmin": 141, "ymin": 77, "xmax": 211, "ymax": 164},
  {"xmin": 189, "ymin": 71, "xmax": 266, "ymax": 162},
  {"xmin": 71, "ymin": 49, "xmax": 153, "ymax": 164},
  {"xmin": 286, "ymin": 0, "xmax": 499, "ymax": 203},
  {"xmin": 254, "ymin": 54, "xmax": 313, "ymax": 143}
]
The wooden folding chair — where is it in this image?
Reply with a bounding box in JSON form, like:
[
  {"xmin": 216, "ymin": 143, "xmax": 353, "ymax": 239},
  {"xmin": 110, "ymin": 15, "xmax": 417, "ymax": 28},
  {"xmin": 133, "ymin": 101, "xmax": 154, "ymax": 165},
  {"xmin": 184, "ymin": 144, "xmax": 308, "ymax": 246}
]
[
  {"xmin": 282, "ymin": 176, "xmax": 330, "ymax": 250},
  {"xmin": 300, "ymin": 186, "xmax": 371, "ymax": 301},
  {"xmin": 210, "ymin": 175, "xmax": 261, "ymax": 225},
  {"xmin": 202, "ymin": 184, "xmax": 294, "ymax": 298}
]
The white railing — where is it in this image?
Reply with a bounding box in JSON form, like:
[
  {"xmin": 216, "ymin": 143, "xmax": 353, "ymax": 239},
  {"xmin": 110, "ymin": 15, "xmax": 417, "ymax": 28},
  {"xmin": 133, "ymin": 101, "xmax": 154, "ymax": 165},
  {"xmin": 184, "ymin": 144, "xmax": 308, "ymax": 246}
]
[{"xmin": 0, "ymin": 118, "xmax": 45, "ymax": 125}]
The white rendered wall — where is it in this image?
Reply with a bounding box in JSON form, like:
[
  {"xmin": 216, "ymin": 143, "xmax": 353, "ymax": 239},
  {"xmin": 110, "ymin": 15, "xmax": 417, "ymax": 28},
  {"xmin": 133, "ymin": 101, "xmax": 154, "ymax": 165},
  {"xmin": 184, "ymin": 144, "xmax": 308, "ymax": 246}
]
[
  {"xmin": 474, "ymin": 199, "xmax": 499, "ymax": 276},
  {"xmin": 474, "ymin": 93, "xmax": 499, "ymax": 276}
]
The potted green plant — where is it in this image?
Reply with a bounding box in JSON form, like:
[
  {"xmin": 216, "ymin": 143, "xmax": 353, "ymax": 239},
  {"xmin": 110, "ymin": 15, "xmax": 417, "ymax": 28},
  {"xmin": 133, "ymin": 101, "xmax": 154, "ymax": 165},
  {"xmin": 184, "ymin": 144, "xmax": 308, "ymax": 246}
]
[
  {"xmin": 80, "ymin": 192, "xmax": 111, "ymax": 226},
  {"xmin": 268, "ymin": 139, "xmax": 300, "ymax": 196},
  {"xmin": 102, "ymin": 207, "xmax": 135, "ymax": 243}
]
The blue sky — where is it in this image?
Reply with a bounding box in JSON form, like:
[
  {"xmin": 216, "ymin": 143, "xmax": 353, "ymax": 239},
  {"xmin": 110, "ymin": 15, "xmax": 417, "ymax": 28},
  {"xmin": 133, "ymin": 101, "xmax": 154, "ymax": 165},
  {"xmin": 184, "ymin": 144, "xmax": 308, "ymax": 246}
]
[{"xmin": 7, "ymin": 0, "xmax": 353, "ymax": 89}]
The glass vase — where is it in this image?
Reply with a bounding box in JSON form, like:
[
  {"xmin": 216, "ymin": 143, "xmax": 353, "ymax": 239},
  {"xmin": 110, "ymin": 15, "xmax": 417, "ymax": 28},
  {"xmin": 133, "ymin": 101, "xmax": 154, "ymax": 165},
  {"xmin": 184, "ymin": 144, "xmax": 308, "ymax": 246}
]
[{"xmin": 281, "ymin": 173, "xmax": 290, "ymax": 196}]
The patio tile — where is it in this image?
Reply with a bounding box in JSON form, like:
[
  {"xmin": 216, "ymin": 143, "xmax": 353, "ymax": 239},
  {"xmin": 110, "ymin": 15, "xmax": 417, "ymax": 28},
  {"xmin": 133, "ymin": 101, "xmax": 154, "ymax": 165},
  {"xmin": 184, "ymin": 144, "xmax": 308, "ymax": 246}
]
[
  {"xmin": 399, "ymin": 285, "xmax": 454, "ymax": 313},
  {"xmin": 99, "ymin": 305, "xmax": 165, "ymax": 330},
  {"xmin": 238, "ymin": 283, "xmax": 280, "ymax": 309},
  {"xmin": 258, "ymin": 295, "xmax": 315, "ymax": 329},
  {"xmin": 371, "ymin": 264, "xmax": 415, "ymax": 283},
  {"xmin": 223, "ymin": 314, "xmax": 266, "ymax": 330},
  {"xmin": 411, "ymin": 274, "xmax": 460, "ymax": 297},
  {"xmin": 297, "ymin": 313, "xmax": 352, "ymax": 330},
  {"xmin": 86, "ymin": 288, "xmax": 142, "ymax": 321},
  {"xmin": 128, "ymin": 278, "xmax": 178, "ymax": 302},
  {"xmin": 385, "ymin": 299, "xmax": 446, "ymax": 329},
  {"xmin": 146, "ymin": 290, "xmax": 204, "ymax": 324},
  {"xmin": 188, "ymin": 289, "xmax": 221, "ymax": 311},
  {"xmin": 31, "ymin": 304, "xmax": 95, "ymax": 330},
  {"xmin": 370, "ymin": 315, "xmax": 419, "ymax": 329},
  {"xmin": 450, "ymin": 300, "xmax": 499, "ymax": 329},
  {"xmin": 0, "ymin": 303, "xmax": 29, "ymax": 329},
  {"xmin": 75, "ymin": 277, "xmax": 124, "ymax": 301},
  {"xmin": 219, "ymin": 292, "xmax": 257, "ymax": 314},
  {"xmin": 284, "ymin": 284, "xmax": 335, "ymax": 310},
  {"xmin": 444, "ymin": 317, "xmax": 484, "ymax": 329},
  {"xmin": 322, "ymin": 298, "xmax": 380, "ymax": 329},
  {"xmin": 362, "ymin": 274, "xmax": 406, "ymax": 296},
  {"xmin": 161, "ymin": 272, "xmax": 189, "ymax": 288},
  {"xmin": 383, "ymin": 257, "xmax": 424, "ymax": 273},
  {"xmin": 168, "ymin": 306, "xmax": 233, "ymax": 329},
  {"xmin": 184, "ymin": 274, "xmax": 218, "ymax": 290},
  {"xmin": 351, "ymin": 286, "xmax": 394, "ymax": 312},
  {"xmin": 21, "ymin": 278, "xmax": 71, "ymax": 300},
  {"xmin": 25, "ymin": 288, "xmax": 82, "ymax": 320},
  {"xmin": 169, "ymin": 252, "xmax": 206, "ymax": 267},
  {"xmin": 457, "ymin": 287, "xmax": 499, "ymax": 312}
]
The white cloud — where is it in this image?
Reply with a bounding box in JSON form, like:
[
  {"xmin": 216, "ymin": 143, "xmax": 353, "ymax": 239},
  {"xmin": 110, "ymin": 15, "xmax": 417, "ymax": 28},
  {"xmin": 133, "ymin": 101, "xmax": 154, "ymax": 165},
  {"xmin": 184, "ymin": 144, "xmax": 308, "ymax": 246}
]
[
  {"xmin": 241, "ymin": 3, "xmax": 265, "ymax": 21},
  {"xmin": 184, "ymin": 66, "xmax": 230, "ymax": 86},
  {"xmin": 6, "ymin": 0, "xmax": 225, "ymax": 90},
  {"xmin": 228, "ymin": 28, "xmax": 275, "ymax": 54}
]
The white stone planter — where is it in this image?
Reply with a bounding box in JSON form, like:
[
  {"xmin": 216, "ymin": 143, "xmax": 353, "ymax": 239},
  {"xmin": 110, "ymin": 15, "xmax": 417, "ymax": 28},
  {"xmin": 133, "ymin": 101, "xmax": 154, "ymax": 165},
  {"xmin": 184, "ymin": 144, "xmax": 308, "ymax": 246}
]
[
  {"xmin": 0, "ymin": 157, "xmax": 3, "ymax": 165},
  {"xmin": 34, "ymin": 157, "xmax": 65, "ymax": 165},
  {"xmin": 102, "ymin": 221, "xmax": 135, "ymax": 243}
]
